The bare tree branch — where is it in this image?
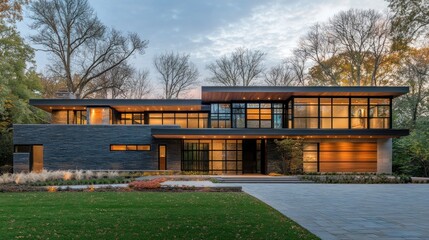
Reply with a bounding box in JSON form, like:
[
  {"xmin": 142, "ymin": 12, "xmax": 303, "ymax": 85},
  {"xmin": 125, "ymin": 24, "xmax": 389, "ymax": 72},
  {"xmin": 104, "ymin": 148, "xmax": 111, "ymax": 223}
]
[
  {"xmin": 207, "ymin": 47, "xmax": 265, "ymax": 86},
  {"xmin": 29, "ymin": 0, "xmax": 148, "ymax": 99},
  {"xmin": 154, "ymin": 52, "xmax": 199, "ymax": 99}
]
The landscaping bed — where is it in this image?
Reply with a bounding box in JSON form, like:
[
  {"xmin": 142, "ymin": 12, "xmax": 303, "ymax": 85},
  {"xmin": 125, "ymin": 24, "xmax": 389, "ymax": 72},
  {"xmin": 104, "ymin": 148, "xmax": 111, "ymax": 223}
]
[
  {"xmin": 299, "ymin": 173, "xmax": 429, "ymax": 183},
  {"xmin": 0, "ymin": 171, "xmax": 241, "ymax": 192}
]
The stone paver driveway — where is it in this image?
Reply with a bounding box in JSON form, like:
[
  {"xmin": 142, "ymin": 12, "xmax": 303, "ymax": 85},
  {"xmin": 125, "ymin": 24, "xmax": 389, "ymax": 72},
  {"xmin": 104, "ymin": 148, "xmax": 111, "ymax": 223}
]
[{"xmin": 241, "ymin": 184, "xmax": 429, "ymax": 240}]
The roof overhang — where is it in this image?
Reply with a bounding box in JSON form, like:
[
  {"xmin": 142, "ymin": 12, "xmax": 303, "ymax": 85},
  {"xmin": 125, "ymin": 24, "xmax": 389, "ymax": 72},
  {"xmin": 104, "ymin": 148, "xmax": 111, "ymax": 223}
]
[
  {"xmin": 151, "ymin": 128, "xmax": 409, "ymax": 139},
  {"xmin": 29, "ymin": 99, "xmax": 207, "ymax": 112},
  {"xmin": 201, "ymin": 86, "xmax": 409, "ymax": 102}
]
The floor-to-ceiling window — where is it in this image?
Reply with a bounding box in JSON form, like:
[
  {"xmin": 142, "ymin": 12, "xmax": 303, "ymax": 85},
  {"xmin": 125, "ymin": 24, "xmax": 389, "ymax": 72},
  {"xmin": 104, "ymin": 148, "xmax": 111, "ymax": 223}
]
[{"xmin": 182, "ymin": 140, "xmax": 242, "ymax": 174}]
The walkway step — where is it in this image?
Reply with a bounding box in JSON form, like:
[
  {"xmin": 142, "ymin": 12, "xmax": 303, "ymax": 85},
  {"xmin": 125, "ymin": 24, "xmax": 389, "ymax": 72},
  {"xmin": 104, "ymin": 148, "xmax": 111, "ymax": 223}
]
[{"xmin": 216, "ymin": 176, "xmax": 312, "ymax": 184}]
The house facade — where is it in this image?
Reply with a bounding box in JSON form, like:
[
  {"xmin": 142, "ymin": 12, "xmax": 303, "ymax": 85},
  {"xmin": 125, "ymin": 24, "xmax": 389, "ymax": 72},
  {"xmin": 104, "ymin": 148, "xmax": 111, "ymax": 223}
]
[{"xmin": 13, "ymin": 86, "xmax": 409, "ymax": 174}]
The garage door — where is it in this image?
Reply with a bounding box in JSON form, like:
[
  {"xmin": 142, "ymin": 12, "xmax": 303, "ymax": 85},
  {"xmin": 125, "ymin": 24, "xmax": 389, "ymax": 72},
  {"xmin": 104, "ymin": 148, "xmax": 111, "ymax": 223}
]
[{"xmin": 319, "ymin": 142, "xmax": 377, "ymax": 172}]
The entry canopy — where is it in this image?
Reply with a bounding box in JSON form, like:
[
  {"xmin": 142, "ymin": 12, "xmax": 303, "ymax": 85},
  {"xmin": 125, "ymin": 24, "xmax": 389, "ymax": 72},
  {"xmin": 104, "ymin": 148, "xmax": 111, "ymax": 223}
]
[{"xmin": 151, "ymin": 128, "xmax": 409, "ymax": 139}]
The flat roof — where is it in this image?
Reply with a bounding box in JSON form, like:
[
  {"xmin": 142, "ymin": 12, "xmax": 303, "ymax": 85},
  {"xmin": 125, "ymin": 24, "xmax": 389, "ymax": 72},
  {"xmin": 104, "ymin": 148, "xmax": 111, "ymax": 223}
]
[
  {"xmin": 201, "ymin": 86, "xmax": 409, "ymax": 102},
  {"xmin": 30, "ymin": 86, "xmax": 410, "ymax": 111},
  {"xmin": 151, "ymin": 128, "xmax": 409, "ymax": 139},
  {"xmin": 30, "ymin": 99, "xmax": 207, "ymax": 112}
]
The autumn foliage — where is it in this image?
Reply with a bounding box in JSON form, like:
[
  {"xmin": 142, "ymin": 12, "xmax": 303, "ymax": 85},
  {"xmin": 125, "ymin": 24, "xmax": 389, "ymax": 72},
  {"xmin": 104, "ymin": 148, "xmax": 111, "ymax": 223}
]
[{"xmin": 129, "ymin": 178, "xmax": 167, "ymax": 190}]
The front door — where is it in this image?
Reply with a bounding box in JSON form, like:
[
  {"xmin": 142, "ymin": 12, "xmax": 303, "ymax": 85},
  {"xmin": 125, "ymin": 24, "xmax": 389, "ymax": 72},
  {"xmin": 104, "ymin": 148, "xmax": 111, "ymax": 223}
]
[
  {"xmin": 242, "ymin": 140, "xmax": 257, "ymax": 173},
  {"xmin": 32, "ymin": 145, "xmax": 43, "ymax": 173},
  {"xmin": 158, "ymin": 145, "xmax": 166, "ymax": 170}
]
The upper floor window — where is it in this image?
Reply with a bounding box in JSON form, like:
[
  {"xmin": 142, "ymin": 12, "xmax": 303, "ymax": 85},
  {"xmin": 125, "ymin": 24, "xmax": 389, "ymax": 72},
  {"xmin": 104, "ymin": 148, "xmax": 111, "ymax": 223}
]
[
  {"xmin": 292, "ymin": 97, "xmax": 390, "ymax": 129},
  {"xmin": 211, "ymin": 103, "xmax": 231, "ymax": 128},
  {"xmin": 149, "ymin": 112, "xmax": 208, "ymax": 128},
  {"xmin": 212, "ymin": 102, "xmax": 284, "ymax": 129}
]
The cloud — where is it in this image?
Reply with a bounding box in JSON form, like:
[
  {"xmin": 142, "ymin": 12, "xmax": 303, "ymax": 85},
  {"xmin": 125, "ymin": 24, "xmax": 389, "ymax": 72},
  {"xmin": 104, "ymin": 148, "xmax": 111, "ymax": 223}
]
[{"xmin": 190, "ymin": 0, "xmax": 388, "ymax": 66}]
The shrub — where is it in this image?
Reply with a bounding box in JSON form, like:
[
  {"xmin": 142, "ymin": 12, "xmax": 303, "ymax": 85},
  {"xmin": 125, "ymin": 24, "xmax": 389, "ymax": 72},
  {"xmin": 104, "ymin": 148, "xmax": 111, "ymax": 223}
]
[
  {"xmin": 95, "ymin": 171, "xmax": 106, "ymax": 179},
  {"xmin": 129, "ymin": 178, "xmax": 167, "ymax": 190},
  {"xmin": 300, "ymin": 174, "xmax": 415, "ymax": 184},
  {"xmin": 74, "ymin": 170, "xmax": 84, "ymax": 180},
  {"xmin": 0, "ymin": 170, "xmax": 121, "ymax": 185},
  {"xmin": 0, "ymin": 165, "xmax": 12, "ymax": 174},
  {"xmin": 107, "ymin": 171, "xmax": 119, "ymax": 178}
]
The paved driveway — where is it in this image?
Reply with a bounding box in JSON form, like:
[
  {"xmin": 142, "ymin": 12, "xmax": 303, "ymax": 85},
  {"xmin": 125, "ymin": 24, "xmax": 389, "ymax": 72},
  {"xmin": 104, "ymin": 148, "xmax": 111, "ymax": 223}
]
[{"xmin": 241, "ymin": 184, "xmax": 429, "ymax": 240}]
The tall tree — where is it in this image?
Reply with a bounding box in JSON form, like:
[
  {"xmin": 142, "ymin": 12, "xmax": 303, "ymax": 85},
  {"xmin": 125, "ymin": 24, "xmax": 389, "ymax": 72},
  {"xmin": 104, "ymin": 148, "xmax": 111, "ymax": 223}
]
[
  {"xmin": 0, "ymin": 22, "xmax": 47, "ymax": 167},
  {"xmin": 393, "ymin": 47, "xmax": 429, "ymax": 128},
  {"xmin": 29, "ymin": 0, "xmax": 148, "ymax": 99},
  {"xmin": 207, "ymin": 48, "xmax": 265, "ymax": 86},
  {"xmin": 121, "ymin": 70, "xmax": 152, "ymax": 99},
  {"xmin": 91, "ymin": 62, "xmax": 134, "ymax": 99},
  {"xmin": 154, "ymin": 52, "xmax": 199, "ymax": 99},
  {"xmin": 387, "ymin": 0, "xmax": 429, "ymax": 43},
  {"xmin": 298, "ymin": 23, "xmax": 342, "ymax": 85},
  {"xmin": 298, "ymin": 9, "xmax": 393, "ymax": 86},
  {"xmin": 264, "ymin": 63, "xmax": 294, "ymax": 86},
  {"xmin": 0, "ymin": 0, "xmax": 29, "ymax": 22}
]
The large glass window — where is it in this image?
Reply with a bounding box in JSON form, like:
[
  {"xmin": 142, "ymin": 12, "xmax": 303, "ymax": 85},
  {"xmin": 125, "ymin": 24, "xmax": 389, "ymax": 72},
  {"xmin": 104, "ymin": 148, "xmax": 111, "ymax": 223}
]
[
  {"xmin": 332, "ymin": 98, "xmax": 349, "ymax": 128},
  {"xmin": 351, "ymin": 98, "xmax": 368, "ymax": 129},
  {"xmin": 75, "ymin": 110, "xmax": 87, "ymax": 125},
  {"xmin": 182, "ymin": 139, "xmax": 242, "ymax": 174},
  {"xmin": 369, "ymin": 98, "xmax": 390, "ymax": 129},
  {"xmin": 232, "ymin": 103, "xmax": 245, "ymax": 128},
  {"xmin": 294, "ymin": 97, "xmax": 390, "ymax": 129},
  {"xmin": 88, "ymin": 108, "xmax": 110, "ymax": 125},
  {"xmin": 246, "ymin": 103, "xmax": 272, "ymax": 128},
  {"xmin": 211, "ymin": 103, "xmax": 231, "ymax": 128},
  {"xmin": 293, "ymin": 98, "xmax": 318, "ymax": 128},
  {"xmin": 148, "ymin": 112, "xmax": 208, "ymax": 128},
  {"xmin": 273, "ymin": 103, "xmax": 283, "ymax": 128},
  {"xmin": 119, "ymin": 113, "xmax": 133, "ymax": 125}
]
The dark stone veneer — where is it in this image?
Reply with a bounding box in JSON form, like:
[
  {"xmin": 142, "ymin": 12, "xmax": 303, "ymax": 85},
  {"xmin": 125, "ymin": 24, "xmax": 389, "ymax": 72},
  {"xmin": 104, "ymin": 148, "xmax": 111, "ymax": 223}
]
[{"xmin": 13, "ymin": 124, "xmax": 181, "ymax": 171}]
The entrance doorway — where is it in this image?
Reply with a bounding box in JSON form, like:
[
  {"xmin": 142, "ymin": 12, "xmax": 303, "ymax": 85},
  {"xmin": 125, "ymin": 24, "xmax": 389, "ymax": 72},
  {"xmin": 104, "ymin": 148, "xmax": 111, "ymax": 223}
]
[
  {"xmin": 158, "ymin": 145, "xmax": 167, "ymax": 170},
  {"xmin": 242, "ymin": 140, "xmax": 265, "ymax": 174},
  {"xmin": 32, "ymin": 145, "xmax": 44, "ymax": 173}
]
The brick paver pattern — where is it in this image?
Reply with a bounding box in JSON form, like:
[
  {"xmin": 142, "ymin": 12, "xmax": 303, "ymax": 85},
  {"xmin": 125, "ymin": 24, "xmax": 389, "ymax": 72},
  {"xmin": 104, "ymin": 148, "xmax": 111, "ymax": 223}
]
[{"xmin": 241, "ymin": 184, "xmax": 429, "ymax": 240}]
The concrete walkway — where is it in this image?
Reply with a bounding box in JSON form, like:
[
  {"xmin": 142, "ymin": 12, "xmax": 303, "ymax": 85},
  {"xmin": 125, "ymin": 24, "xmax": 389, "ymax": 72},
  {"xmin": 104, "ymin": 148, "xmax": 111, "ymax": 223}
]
[{"xmin": 241, "ymin": 184, "xmax": 429, "ymax": 240}]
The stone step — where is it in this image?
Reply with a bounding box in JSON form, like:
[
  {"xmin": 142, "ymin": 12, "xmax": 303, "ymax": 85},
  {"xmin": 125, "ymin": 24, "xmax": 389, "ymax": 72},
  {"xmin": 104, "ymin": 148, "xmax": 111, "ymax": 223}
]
[
  {"xmin": 218, "ymin": 181, "xmax": 311, "ymax": 184},
  {"xmin": 216, "ymin": 177, "xmax": 312, "ymax": 183}
]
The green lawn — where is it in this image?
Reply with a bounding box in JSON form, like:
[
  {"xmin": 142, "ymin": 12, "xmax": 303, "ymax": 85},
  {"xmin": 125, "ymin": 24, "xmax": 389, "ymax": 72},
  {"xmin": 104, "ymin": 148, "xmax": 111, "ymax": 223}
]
[{"xmin": 0, "ymin": 192, "xmax": 318, "ymax": 240}]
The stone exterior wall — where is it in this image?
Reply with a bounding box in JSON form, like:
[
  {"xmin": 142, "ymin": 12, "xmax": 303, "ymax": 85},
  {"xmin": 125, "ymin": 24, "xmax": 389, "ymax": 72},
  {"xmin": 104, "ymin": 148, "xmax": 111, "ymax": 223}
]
[
  {"xmin": 377, "ymin": 138, "xmax": 392, "ymax": 174},
  {"xmin": 265, "ymin": 139, "xmax": 282, "ymax": 174},
  {"xmin": 13, "ymin": 124, "xmax": 181, "ymax": 171}
]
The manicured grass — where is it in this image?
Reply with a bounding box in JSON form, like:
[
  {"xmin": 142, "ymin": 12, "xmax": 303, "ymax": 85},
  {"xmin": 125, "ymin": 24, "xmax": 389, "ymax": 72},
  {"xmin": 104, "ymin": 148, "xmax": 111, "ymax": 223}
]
[{"xmin": 0, "ymin": 192, "xmax": 318, "ymax": 240}]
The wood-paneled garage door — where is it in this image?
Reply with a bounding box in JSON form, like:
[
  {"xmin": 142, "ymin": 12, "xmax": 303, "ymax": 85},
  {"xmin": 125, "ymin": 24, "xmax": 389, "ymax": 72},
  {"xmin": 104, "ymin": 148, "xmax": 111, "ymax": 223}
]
[{"xmin": 319, "ymin": 142, "xmax": 377, "ymax": 172}]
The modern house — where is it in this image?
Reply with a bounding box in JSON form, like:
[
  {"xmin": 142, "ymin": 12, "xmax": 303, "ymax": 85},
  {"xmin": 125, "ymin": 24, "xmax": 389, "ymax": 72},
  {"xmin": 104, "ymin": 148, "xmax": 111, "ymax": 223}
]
[{"xmin": 13, "ymin": 86, "xmax": 409, "ymax": 174}]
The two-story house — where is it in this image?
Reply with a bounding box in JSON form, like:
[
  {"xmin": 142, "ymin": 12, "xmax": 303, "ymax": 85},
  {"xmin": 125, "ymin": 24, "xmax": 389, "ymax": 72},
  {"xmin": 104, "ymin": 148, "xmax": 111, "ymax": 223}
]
[{"xmin": 13, "ymin": 86, "xmax": 409, "ymax": 174}]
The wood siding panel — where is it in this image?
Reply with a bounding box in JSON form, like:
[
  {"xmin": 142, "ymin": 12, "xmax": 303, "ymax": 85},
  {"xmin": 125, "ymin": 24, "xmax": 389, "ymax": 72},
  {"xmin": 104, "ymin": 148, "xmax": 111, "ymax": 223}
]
[
  {"xmin": 319, "ymin": 142, "xmax": 377, "ymax": 152},
  {"xmin": 319, "ymin": 142, "xmax": 376, "ymax": 172}
]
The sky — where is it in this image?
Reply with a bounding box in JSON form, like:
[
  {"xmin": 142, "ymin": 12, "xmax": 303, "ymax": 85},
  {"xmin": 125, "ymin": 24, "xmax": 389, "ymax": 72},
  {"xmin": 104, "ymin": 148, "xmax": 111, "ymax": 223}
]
[{"xmin": 16, "ymin": 0, "xmax": 389, "ymax": 98}]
